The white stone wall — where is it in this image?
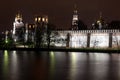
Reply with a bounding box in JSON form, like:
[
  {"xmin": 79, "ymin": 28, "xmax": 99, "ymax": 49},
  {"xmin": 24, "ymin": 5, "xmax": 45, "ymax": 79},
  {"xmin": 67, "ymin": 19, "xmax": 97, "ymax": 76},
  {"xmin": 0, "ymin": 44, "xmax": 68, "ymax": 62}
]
[
  {"xmin": 112, "ymin": 33, "xmax": 120, "ymax": 48},
  {"xmin": 53, "ymin": 30, "xmax": 120, "ymax": 48},
  {"xmin": 90, "ymin": 33, "xmax": 109, "ymax": 48},
  {"xmin": 69, "ymin": 33, "xmax": 87, "ymax": 48}
]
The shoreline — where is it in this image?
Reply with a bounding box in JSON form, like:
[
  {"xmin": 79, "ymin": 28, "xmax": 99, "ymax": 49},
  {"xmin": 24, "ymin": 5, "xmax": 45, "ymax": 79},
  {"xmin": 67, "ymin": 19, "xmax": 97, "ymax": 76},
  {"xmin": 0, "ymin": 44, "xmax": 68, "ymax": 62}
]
[{"xmin": 0, "ymin": 47, "xmax": 120, "ymax": 53}]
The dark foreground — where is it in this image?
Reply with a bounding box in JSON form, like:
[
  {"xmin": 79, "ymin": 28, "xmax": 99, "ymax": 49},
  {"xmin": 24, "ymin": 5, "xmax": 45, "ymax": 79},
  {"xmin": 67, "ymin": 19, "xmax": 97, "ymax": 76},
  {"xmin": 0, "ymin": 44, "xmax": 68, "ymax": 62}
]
[{"xmin": 0, "ymin": 51, "xmax": 120, "ymax": 80}]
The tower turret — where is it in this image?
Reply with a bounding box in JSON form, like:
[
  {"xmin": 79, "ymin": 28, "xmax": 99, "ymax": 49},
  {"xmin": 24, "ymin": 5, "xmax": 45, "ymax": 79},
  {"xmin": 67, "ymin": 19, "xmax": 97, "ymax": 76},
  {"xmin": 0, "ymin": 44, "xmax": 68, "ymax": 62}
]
[
  {"xmin": 92, "ymin": 12, "xmax": 106, "ymax": 30},
  {"xmin": 71, "ymin": 4, "xmax": 79, "ymax": 30},
  {"xmin": 12, "ymin": 12, "xmax": 24, "ymax": 42}
]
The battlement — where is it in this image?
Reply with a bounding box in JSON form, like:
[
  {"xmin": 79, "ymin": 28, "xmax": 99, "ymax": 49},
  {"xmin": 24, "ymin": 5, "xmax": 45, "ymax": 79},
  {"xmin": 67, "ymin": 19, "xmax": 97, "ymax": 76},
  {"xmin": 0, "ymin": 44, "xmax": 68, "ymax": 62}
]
[{"xmin": 55, "ymin": 29, "xmax": 120, "ymax": 34}]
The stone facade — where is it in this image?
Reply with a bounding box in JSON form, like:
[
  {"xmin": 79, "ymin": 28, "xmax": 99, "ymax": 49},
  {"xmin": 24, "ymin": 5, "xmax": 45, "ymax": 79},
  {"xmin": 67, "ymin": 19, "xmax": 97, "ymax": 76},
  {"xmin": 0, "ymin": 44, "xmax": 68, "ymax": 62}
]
[{"xmin": 53, "ymin": 30, "xmax": 120, "ymax": 48}]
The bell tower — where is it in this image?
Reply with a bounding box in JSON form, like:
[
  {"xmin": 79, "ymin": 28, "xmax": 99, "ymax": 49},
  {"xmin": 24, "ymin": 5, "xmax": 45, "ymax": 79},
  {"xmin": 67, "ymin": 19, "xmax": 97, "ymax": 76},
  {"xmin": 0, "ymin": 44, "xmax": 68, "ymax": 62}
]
[
  {"xmin": 12, "ymin": 12, "xmax": 24, "ymax": 42},
  {"xmin": 72, "ymin": 4, "xmax": 79, "ymax": 30}
]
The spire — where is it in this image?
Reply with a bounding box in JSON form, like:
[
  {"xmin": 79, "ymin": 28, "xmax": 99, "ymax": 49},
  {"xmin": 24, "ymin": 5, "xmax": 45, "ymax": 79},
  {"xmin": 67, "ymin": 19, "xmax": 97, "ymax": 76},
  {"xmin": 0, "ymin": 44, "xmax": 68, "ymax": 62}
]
[
  {"xmin": 74, "ymin": 4, "xmax": 77, "ymax": 10},
  {"xmin": 72, "ymin": 4, "xmax": 79, "ymax": 30},
  {"xmin": 16, "ymin": 11, "xmax": 22, "ymax": 19},
  {"xmin": 74, "ymin": 4, "xmax": 77, "ymax": 14},
  {"xmin": 99, "ymin": 12, "xmax": 102, "ymax": 20}
]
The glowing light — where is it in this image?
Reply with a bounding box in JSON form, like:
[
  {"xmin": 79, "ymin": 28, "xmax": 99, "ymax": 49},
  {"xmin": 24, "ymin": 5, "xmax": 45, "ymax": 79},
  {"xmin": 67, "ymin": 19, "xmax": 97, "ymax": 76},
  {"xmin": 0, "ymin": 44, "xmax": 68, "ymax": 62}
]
[
  {"xmin": 38, "ymin": 17, "xmax": 41, "ymax": 21},
  {"xmin": 50, "ymin": 51, "xmax": 54, "ymax": 58},
  {"xmin": 97, "ymin": 20, "xmax": 100, "ymax": 23},
  {"xmin": 29, "ymin": 25, "xmax": 31, "ymax": 29},
  {"xmin": 14, "ymin": 39, "xmax": 16, "ymax": 42},
  {"xmin": 33, "ymin": 25, "xmax": 35, "ymax": 28},
  {"xmin": 69, "ymin": 52, "xmax": 78, "ymax": 80},
  {"xmin": 92, "ymin": 23, "xmax": 95, "ymax": 26},
  {"xmin": 35, "ymin": 18, "xmax": 37, "ymax": 22},
  {"xmin": 11, "ymin": 50, "xmax": 18, "ymax": 77},
  {"xmin": 3, "ymin": 50, "xmax": 9, "ymax": 75},
  {"xmin": 50, "ymin": 51, "xmax": 55, "ymax": 65},
  {"xmin": 13, "ymin": 50, "xmax": 16, "ymax": 54},
  {"xmin": 12, "ymin": 51, "xmax": 17, "ymax": 63},
  {"xmin": 71, "ymin": 52, "xmax": 77, "ymax": 63},
  {"xmin": 4, "ymin": 50, "xmax": 8, "ymax": 57},
  {"xmin": 5, "ymin": 40, "xmax": 8, "ymax": 44},
  {"xmin": 73, "ymin": 15, "xmax": 78, "ymax": 20},
  {"xmin": 49, "ymin": 51, "xmax": 55, "ymax": 78},
  {"xmin": 42, "ymin": 18, "xmax": 45, "ymax": 22},
  {"xmin": 73, "ymin": 17, "xmax": 78, "ymax": 20},
  {"xmin": 46, "ymin": 18, "xmax": 48, "ymax": 22}
]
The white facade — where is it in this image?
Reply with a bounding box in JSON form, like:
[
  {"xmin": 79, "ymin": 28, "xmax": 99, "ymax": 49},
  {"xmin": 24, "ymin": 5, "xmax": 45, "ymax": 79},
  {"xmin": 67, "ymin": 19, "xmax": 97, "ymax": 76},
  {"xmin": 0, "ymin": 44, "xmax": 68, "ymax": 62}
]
[
  {"xmin": 112, "ymin": 33, "xmax": 120, "ymax": 48},
  {"xmin": 90, "ymin": 33, "xmax": 109, "ymax": 48},
  {"xmin": 12, "ymin": 13, "xmax": 24, "ymax": 42},
  {"xmin": 13, "ymin": 13, "xmax": 24, "ymax": 35},
  {"xmin": 53, "ymin": 30, "xmax": 120, "ymax": 48},
  {"xmin": 70, "ymin": 33, "xmax": 87, "ymax": 48}
]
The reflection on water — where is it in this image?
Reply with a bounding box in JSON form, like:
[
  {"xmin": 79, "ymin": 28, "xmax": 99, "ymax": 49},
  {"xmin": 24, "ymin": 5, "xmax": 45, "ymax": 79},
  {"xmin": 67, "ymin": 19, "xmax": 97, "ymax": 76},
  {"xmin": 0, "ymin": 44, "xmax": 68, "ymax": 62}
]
[
  {"xmin": 0, "ymin": 51, "xmax": 120, "ymax": 80},
  {"xmin": 11, "ymin": 51, "xmax": 18, "ymax": 80},
  {"xmin": 3, "ymin": 50, "xmax": 9, "ymax": 79},
  {"xmin": 49, "ymin": 51, "xmax": 55, "ymax": 80}
]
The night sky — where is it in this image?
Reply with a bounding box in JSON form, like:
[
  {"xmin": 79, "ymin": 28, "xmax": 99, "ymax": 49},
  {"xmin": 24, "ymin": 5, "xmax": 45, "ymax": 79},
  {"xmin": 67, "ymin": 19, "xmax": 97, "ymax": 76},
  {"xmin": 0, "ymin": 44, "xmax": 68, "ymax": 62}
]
[{"xmin": 0, "ymin": 0, "xmax": 120, "ymax": 31}]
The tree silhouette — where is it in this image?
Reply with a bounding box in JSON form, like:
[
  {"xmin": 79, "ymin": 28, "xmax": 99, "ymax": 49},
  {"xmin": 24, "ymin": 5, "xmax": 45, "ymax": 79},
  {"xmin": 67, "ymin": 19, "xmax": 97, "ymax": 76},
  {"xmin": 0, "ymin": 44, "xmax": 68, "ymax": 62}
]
[
  {"xmin": 78, "ymin": 20, "xmax": 87, "ymax": 30},
  {"xmin": 108, "ymin": 20, "xmax": 120, "ymax": 29}
]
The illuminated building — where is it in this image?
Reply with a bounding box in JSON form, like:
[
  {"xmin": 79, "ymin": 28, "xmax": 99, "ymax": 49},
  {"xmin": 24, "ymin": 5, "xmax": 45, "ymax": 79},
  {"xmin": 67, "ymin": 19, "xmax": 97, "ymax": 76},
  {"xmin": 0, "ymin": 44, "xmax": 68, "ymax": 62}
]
[
  {"xmin": 25, "ymin": 24, "xmax": 35, "ymax": 42},
  {"xmin": 71, "ymin": 5, "xmax": 79, "ymax": 30},
  {"xmin": 35, "ymin": 15, "xmax": 48, "ymax": 23},
  {"xmin": 34, "ymin": 15, "xmax": 49, "ymax": 47},
  {"xmin": 11, "ymin": 12, "xmax": 120, "ymax": 48},
  {"xmin": 24, "ymin": 15, "xmax": 48, "ymax": 44},
  {"xmin": 52, "ymin": 12, "xmax": 120, "ymax": 48},
  {"xmin": 92, "ymin": 12, "xmax": 106, "ymax": 30},
  {"xmin": 12, "ymin": 12, "xmax": 24, "ymax": 42},
  {"xmin": 53, "ymin": 30, "xmax": 120, "ymax": 48},
  {"xmin": 34, "ymin": 15, "xmax": 48, "ymax": 29}
]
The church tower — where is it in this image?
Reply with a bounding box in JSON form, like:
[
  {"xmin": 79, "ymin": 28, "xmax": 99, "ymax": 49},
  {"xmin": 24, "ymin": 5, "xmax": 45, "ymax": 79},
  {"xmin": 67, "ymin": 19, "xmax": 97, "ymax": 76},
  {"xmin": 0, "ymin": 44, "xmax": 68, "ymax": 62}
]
[
  {"xmin": 92, "ymin": 12, "xmax": 106, "ymax": 30},
  {"xmin": 96, "ymin": 12, "xmax": 104, "ymax": 29},
  {"xmin": 72, "ymin": 5, "xmax": 79, "ymax": 30},
  {"xmin": 12, "ymin": 12, "xmax": 24, "ymax": 42}
]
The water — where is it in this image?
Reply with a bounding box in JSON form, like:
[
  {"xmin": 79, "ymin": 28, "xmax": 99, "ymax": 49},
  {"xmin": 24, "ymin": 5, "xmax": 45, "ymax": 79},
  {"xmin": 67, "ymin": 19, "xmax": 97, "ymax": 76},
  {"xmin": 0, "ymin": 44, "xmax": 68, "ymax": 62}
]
[{"xmin": 0, "ymin": 51, "xmax": 120, "ymax": 80}]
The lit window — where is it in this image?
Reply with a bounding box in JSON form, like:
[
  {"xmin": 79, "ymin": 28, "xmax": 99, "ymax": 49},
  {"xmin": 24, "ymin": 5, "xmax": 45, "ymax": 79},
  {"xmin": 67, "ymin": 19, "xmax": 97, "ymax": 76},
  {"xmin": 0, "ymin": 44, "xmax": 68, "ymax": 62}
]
[
  {"xmin": 46, "ymin": 18, "xmax": 48, "ymax": 22},
  {"xmin": 97, "ymin": 20, "xmax": 100, "ymax": 23},
  {"xmin": 29, "ymin": 25, "xmax": 31, "ymax": 29},
  {"xmin": 42, "ymin": 18, "xmax": 45, "ymax": 22},
  {"xmin": 33, "ymin": 25, "xmax": 35, "ymax": 28},
  {"xmin": 35, "ymin": 18, "xmax": 37, "ymax": 22},
  {"xmin": 38, "ymin": 17, "xmax": 41, "ymax": 21}
]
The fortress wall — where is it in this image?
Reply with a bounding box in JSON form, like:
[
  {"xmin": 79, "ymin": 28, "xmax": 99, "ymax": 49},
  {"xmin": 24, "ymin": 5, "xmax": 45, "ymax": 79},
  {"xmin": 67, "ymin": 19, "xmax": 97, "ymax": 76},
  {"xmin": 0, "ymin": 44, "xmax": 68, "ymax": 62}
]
[
  {"xmin": 112, "ymin": 33, "xmax": 120, "ymax": 48},
  {"xmin": 55, "ymin": 30, "xmax": 120, "ymax": 48},
  {"xmin": 69, "ymin": 33, "xmax": 87, "ymax": 48},
  {"xmin": 90, "ymin": 33, "xmax": 109, "ymax": 48}
]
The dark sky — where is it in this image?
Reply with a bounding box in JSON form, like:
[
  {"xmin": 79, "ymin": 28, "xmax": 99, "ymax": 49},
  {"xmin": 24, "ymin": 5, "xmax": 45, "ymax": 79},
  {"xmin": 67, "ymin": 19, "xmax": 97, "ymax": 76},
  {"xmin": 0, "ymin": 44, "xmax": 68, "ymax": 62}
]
[{"xmin": 0, "ymin": 0, "xmax": 120, "ymax": 31}]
